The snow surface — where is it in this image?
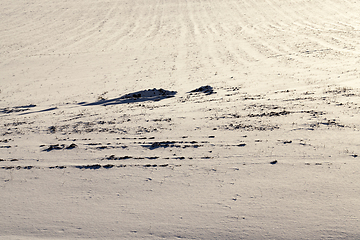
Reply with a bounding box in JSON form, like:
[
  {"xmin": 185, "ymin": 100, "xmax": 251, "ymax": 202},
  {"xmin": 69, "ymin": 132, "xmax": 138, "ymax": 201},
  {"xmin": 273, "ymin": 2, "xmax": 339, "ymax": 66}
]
[{"xmin": 1, "ymin": 0, "xmax": 360, "ymax": 239}]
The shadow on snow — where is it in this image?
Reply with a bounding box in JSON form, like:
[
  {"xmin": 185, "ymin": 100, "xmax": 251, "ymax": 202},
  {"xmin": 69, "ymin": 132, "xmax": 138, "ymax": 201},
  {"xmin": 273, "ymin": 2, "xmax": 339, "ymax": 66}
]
[{"xmin": 80, "ymin": 88, "xmax": 177, "ymax": 106}]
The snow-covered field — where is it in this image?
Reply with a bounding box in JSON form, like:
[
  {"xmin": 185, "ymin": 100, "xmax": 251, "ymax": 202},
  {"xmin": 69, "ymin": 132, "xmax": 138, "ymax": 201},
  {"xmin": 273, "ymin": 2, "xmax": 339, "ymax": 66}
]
[{"xmin": 1, "ymin": 0, "xmax": 360, "ymax": 238}]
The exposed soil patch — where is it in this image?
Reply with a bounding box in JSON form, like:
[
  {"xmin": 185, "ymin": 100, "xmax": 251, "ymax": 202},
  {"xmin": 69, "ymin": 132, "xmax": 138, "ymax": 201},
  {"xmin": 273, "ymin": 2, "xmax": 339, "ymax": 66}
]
[
  {"xmin": 41, "ymin": 143, "xmax": 78, "ymax": 151},
  {"xmin": 0, "ymin": 104, "xmax": 36, "ymax": 114},
  {"xmin": 248, "ymin": 110, "xmax": 291, "ymax": 117},
  {"xmin": 224, "ymin": 123, "xmax": 279, "ymax": 131},
  {"xmin": 82, "ymin": 88, "xmax": 177, "ymax": 106},
  {"xmin": 142, "ymin": 140, "xmax": 205, "ymax": 149},
  {"xmin": 189, "ymin": 85, "xmax": 216, "ymax": 95}
]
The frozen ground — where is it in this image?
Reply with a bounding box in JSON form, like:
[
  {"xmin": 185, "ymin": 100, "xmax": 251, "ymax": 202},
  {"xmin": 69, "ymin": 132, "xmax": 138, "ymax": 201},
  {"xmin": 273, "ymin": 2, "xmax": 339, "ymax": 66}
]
[{"xmin": 1, "ymin": 0, "xmax": 360, "ymax": 239}]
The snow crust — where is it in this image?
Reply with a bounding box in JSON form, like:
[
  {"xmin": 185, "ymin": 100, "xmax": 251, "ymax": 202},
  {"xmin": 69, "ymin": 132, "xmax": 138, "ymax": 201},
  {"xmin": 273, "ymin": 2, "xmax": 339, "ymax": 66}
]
[{"xmin": 1, "ymin": 0, "xmax": 360, "ymax": 238}]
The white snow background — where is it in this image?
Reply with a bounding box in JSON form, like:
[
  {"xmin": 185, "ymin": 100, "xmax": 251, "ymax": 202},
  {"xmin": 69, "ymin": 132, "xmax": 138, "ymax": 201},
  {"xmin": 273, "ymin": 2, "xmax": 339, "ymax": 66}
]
[{"xmin": 1, "ymin": 0, "xmax": 360, "ymax": 239}]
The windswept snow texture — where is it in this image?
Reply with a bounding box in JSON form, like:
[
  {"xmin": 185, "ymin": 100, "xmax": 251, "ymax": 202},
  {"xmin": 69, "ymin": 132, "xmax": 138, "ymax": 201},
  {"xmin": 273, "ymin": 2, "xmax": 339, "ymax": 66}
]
[{"xmin": 1, "ymin": 0, "xmax": 360, "ymax": 239}]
